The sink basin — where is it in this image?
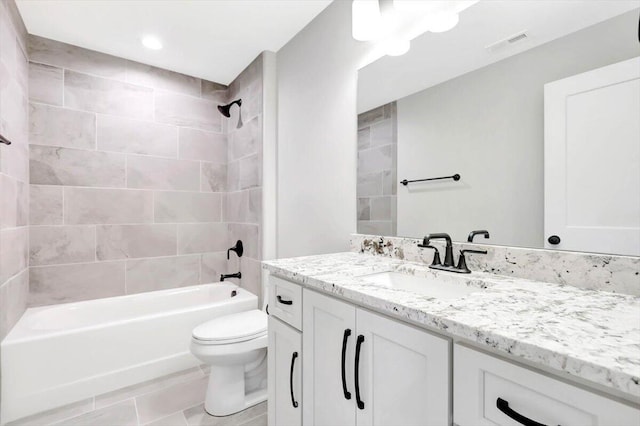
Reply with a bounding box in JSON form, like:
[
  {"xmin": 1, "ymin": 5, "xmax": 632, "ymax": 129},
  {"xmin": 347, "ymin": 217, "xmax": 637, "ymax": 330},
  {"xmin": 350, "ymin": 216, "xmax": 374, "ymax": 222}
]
[{"xmin": 358, "ymin": 271, "xmax": 481, "ymax": 300}]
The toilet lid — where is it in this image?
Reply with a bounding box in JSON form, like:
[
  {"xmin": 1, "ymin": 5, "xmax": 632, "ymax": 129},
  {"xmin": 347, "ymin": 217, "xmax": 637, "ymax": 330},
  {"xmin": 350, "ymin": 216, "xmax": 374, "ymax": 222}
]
[{"xmin": 192, "ymin": 310, "xmax": 267, "ymax": 344}]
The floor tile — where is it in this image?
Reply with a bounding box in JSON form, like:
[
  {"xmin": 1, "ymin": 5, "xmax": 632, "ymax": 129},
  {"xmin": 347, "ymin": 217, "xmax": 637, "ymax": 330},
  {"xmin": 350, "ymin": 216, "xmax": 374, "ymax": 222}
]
[
  {"xmin": 51, "ymin": 399, "xmax": 137, "ymax": 426},
  {"xmin": 5, "ymin": 398, "xmax": 94, "ymax": 426},
  {"xmin": 183, "ymin": 402, "xmax": 267, "ymax": 426},
  {"xmin": 143, "ymin": 411, "xmax": 189, "ymax": 426}
]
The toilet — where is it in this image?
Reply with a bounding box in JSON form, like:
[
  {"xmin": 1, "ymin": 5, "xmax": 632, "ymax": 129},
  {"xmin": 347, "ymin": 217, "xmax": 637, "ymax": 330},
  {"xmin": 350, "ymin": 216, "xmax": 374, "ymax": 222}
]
[{"xmin": 190, "ymin": 308, "xmax": 268, "ymax": 416}]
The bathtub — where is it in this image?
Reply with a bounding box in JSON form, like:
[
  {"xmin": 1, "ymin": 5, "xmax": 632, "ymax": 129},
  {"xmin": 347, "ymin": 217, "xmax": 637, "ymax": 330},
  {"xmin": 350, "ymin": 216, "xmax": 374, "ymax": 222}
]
[{"xmin": 1, "ymin": 283, "xmax": 256, "ymax": 424}]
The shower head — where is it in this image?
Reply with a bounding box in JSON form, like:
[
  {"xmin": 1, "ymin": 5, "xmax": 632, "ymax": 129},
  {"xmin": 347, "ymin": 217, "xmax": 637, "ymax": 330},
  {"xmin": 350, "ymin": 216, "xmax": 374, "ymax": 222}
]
[{"xmin": 217, "ymin": 99, "xmax": 242, "ymax": 118}]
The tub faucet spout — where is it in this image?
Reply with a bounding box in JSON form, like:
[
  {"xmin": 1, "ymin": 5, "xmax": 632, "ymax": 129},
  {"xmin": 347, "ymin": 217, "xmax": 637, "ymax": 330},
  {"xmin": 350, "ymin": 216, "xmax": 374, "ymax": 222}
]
[{"xmin": 220, "ymin": 272, "xmax": 241, "ymax": 282}]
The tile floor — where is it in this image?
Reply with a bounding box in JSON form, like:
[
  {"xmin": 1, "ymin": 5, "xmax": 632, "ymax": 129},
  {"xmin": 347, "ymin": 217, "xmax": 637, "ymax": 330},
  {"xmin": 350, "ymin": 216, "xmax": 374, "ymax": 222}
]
[{"xmin": 5, "ymin": 366, "xmax": 267, "ymax": 426}]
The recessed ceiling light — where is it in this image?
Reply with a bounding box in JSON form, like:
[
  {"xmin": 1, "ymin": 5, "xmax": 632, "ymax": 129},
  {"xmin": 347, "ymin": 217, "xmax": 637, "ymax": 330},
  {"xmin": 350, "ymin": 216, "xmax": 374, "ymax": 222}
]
[{"xmin": 142, "ymin": 35, "xmax": 163, "ymax": 50}]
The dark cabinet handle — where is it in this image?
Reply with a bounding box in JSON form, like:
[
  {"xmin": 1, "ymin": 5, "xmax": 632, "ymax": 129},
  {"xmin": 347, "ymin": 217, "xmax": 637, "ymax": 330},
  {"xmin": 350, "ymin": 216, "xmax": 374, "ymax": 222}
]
[
  {"xmin": 547, "ymin": 235, "xmax": 561, "ymax": 245},
  {"xmin": 354, "ymin": 335, "xmax": 365, "ymax": 410},
  {"xmin": 496, "ymin": 398, "xmax": 549, "ymax": 426},
  {"xmin": 277, "ymin": 295, "xmax": 293, "ymax": 305},
  {"xmin": 341, "ymin": 329, "xmax": 352, "ymax": 400},
  {"xmin": 290, "ymin": 352, "xmax": 299, "ymax": 408}
]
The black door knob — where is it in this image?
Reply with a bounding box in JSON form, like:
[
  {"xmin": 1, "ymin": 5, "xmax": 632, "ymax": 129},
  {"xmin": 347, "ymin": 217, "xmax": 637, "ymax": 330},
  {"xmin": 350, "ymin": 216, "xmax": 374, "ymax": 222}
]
[{"xmin": 548, "ymin": 235, "xmax": 561, "ymax": 245}]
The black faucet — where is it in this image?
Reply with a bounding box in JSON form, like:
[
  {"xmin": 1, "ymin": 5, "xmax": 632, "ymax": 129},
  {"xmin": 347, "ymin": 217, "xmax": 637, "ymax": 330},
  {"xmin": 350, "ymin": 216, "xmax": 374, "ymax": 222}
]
[
  {"xmin": 220, "ymin": 272, "xmax": 241, "ymax": 282},
  {"xmin": 422, "ymin": 233, "xmax": 455, "ymax": 267},
  {"xmin": 467, "ymin": 230, "xmax": 490, "ymax": 243},
  {"xmin": 227, "ymin": 240, "xmax": 244, "ymax": 259}
]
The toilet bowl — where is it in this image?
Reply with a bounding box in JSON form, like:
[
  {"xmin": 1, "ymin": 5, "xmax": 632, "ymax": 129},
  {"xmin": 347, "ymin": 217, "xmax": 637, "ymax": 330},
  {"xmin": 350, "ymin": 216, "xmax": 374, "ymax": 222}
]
[{"xmin": 190, "ymin": 309, "xmax": 268, "ymax": 416}]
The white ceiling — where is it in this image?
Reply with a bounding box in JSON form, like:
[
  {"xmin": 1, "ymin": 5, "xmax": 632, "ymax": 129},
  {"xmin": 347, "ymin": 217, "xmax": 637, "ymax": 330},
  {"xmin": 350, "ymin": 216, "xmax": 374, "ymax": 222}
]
[
  {"xmin": 16, "ymin": 0, "xmax": 332, "ymax": 85},
  {"xmin": 358, "ymin": 1, "xmax": 640, "ymax": 112}
]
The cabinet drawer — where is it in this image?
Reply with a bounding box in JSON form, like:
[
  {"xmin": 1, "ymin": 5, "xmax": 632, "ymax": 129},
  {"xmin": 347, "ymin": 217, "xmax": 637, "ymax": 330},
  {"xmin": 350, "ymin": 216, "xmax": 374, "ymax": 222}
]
[
  {"xmin": 269, "ymin": 275, "xmax": 302, "ymax": 330},
  {"xmin": 454, "ymin": 344, "xmax": 640, "ymax": 426}
]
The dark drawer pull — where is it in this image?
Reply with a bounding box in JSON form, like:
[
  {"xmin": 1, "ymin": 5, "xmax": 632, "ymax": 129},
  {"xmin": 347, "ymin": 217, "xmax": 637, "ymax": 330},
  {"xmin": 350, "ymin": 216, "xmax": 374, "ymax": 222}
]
[
  {"xmin": 277, "ymin": 295, "xmax": 293, "ymax": 305},
  {"xmin": 496, "ymin": 398, "xmax": 549, "ymax": 426},
  {"xmin": 290, "ymin": 352, "xmax": 299, "ymax": 408},
  {"xmin": 355, "ymin": 334, "xmax": 365, "ymax": 410},
  {"xmin": 341, "ymin": 329, "xmax": 352, "ymax": 400}
]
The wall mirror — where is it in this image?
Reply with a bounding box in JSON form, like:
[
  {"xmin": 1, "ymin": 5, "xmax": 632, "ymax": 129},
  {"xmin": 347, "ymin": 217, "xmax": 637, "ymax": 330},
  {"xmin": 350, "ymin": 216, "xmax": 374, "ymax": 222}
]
[{"xmin": 356, "ymin": 0, "xmax": 640, "ymax": 256}]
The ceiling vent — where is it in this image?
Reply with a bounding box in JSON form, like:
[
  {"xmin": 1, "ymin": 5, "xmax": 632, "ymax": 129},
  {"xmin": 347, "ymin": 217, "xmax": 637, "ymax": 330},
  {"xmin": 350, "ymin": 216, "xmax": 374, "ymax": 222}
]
[{"xmin": 485, "ymin": 30, "xmax": 529, "ymax": 51}]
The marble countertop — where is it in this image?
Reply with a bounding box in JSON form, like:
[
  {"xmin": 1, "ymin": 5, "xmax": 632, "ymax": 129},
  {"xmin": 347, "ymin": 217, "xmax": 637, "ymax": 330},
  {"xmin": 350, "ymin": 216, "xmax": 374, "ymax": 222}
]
[{"xmin": 263, "ymin": 252, "xmax": 640, "ymax": 400}]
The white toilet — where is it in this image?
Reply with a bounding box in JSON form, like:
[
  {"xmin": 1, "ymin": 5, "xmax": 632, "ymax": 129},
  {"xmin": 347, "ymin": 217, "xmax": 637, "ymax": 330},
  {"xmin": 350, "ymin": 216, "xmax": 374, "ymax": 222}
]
[{"xmin": 190, "ymin": 308, "xmax": 268, "ymax": 416}]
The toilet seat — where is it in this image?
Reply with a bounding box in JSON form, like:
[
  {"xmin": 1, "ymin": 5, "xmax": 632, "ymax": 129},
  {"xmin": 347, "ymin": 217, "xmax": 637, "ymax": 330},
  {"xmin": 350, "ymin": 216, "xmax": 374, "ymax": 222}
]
[{"xmin": 192, "ymin": 310, "xmax": 267, "ymax": 345}]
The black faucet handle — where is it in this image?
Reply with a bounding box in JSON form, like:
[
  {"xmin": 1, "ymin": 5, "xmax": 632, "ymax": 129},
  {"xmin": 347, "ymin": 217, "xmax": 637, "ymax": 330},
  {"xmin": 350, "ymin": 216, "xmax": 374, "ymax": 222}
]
[
  {"xmin": 457, "ymin": 249, "xmax": 488, "ymax": 273},
  {"xmin": 460, "ymin": 249, "xmax": 488, "ymax": 255},
  {"xmin": 417, "ymin": 243, "xmax": 442, "ymax": 266},
  {"xmin": 227, "ymin": 240, "xmax": 244, "ymax": 260}
]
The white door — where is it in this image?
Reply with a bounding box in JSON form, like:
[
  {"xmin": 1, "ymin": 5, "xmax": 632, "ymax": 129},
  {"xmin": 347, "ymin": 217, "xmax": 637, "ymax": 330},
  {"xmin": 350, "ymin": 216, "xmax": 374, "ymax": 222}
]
[
  {"xmin": 268, "ymin": 316, "xmax": 302, "ymax": 426},
  {"xmin": 303, "ymin": 290, "xmax": 357, "ymax": 426},
  {"xmin": 356, "ymin": 309, "xmax": 450, "ymax": 426},
  {"xmin": 544, "ymin": 57, "xmax": 640, "ymax": 255}
]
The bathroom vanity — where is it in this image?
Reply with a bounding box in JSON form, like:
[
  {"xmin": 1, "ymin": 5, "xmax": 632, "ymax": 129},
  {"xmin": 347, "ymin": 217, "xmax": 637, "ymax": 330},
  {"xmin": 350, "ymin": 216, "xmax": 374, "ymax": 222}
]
[{"xmin": 264, "ymin": 249, "xmax": 640, "ymax": 426}]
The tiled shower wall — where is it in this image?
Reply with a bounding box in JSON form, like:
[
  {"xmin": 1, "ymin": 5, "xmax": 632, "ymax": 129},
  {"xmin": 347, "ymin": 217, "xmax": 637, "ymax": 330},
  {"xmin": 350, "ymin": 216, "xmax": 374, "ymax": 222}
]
[
  {"xmin": 27, "ymin": 35, "xmax": 264, "ymax": 306},
  {"xmin": 357, "ymin": 102, "xmax": 397, "ymax": 236},
  {"xmin": 224, "ymin": 55, "xmax": 264, "ymax": 298},
  {"xmin": 0, "ymin": 0, "xmax": 29, "ymax": 341}
]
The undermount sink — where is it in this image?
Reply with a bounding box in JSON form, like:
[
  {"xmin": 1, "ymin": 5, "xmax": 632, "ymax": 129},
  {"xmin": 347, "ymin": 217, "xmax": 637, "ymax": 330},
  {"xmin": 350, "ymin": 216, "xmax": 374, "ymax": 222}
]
[{"xmin": 358, "ymin": 271, "xmax": 481, "ymax": 300}]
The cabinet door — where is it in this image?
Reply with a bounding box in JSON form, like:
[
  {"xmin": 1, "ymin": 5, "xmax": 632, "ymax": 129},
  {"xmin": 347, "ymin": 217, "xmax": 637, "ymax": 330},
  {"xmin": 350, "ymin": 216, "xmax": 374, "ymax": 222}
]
[
  {"xmin": 303, "ymin": 290, "xmax": 357, "ymax": 426},
  {"xmin": 268, "ymin": 316, "xmax": 302, "ymax": 426},
  {"xmin": 356, "ymin": 309, "xmax": 450, "ymax": 426}
]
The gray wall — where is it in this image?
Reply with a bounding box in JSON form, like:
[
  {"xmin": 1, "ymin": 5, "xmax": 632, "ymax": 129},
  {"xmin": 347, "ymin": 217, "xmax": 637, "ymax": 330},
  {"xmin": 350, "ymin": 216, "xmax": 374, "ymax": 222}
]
[
  {"xmin": 276, "ymin": 0, "xmax": 374, "ymax": 258},
  {"xmin": 27, "ymin": 36, "xmax": 265, "ymax": 306},
  {"xmin": 0, "ymin": 0, "xmax": 29, "ymax": 341},
  {"xmin": 397, "ymin": 10, "xmax": 640, "ymax": 246},
  {"xmin": 357, "ymin": 102, "xmax": 397, "ymax": 236}
]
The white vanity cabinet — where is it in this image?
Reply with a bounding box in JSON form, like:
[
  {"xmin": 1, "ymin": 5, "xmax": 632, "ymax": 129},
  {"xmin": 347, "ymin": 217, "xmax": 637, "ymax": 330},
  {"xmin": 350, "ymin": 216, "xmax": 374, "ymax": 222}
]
[
  {"xmin": 454, "ymin": 344, "xmax": 640, "ymax": 426},
  {"xmin": 302, "ymin": 289, "xmax": 450, "ymax": 426},
  {"xmin": 268, "ymin": 316, "xmax": 302, "ymax": 426}
]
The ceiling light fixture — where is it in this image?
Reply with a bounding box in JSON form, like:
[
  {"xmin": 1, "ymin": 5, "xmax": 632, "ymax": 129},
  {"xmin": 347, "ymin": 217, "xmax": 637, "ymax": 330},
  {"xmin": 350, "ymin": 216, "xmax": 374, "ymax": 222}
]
[
  {"xmin": 352, "ymin": 0, "xmax": 478, "ymax": 56},
  {"xmin": 141, "ymin": 35, "xmax": 163, "ymax": 50}
]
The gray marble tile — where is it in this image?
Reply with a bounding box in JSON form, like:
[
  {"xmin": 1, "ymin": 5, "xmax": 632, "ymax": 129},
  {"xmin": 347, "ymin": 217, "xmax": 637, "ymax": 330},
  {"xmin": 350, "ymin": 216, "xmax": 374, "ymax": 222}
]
[
  {"xmin": 183, "ymin": 402, "xmax": 266, "ymax": 426},
  {"xmin": 30, "ymin": 145, "xmax": 126, "ymax": 187},
  {"xmin": 28, "ymin": 35, "xmax": 128, "ymax": 79},
  {"xmin": 370, "ymin": 196, "xmax": 392, "ymax": 220},
  {"xmin": 226, "ymin": 160, "xmax": 240, "ymax": 192},
  {"xmin": 358, "ymin": 127, "xmax": 370, "ymax": 150},
  {"xmin": 136, "ymin": 376, "xmax": 208, "ymax": 424},
  {"xmin": 126, "ymin": 255, "xmax": 200, "ymax": 294},
  {"xmin": 29, "ymin": 261, "xmax": 125, "ymax": 306},
  {"xmin": 200, "ymin": 80, "xmax": 227, "ymax": 103},
  {"xmin": 144, "ymin": 412, "xmax": 189, "ymax": 426},
  {"xmin": 238, "ymin": 154, "xmax": 261, "ymax": 190},
  {"xmin": 239, "ymin": 257, "xmax": 262, "ymax": 300},
  {"xmin": 126, "ymin": 61, "xmax": 200, "ymax": 96},
  {"xmin": 64, "ymin": 187, "xmax": 153, "ymax": 225},
  {"xmin": 1, "ymin": 138, "xmax": 30, "ymax": 184},
  {"xmin": 96, "ymin": 224, "xmax": 177, "ymax": 260},
  {"xmin": 201, "ymin": 163, "xmax": 227, "ymax": 193},
  {"xmin": 357, "ymin": 172, "xmax": 383, "ymax": 197},
  {"xmin": 154, "ymin": 191, "xmax": 222, "ymax": 223},
  {"xmin": 29, "ymin": 103, "xmax": 96, "ymax": 149},
  {"xmin": 357, "ymin": 198, "xmax": 370, "ymax": 221},
  {"xmin": 239, "ymin": 413, "xmax": 267, "ymax": 426},
  {"xmin": 65, "ymin": 70, "xmax": 154, "ymax": 120},
  {"xmin": 358, "ymin": 145, "xmax": 393, "ymax": 175},
  {"xmin": 16, "ymin": 179, "xmax": 27, "ymax": 226},
  {"xmin": 382, "ymin": 169, "xmax": 397, "ymax": 196},
  {"xmin": 357, "ymin": 104, "xmax": 388, "ymax": 129},
  {"xmin": 0, "ymin": 227, "xmax": 28, "ymax": 284},
  {"xmin": 370, "ymin": 118, "xmax": 394, "ymax": 147},
  {"xmin": 97, "ymin": 114, "xmax": 177, "ymax": 157},
  {"xmin": 228, "ymin": 223, "xmax": 260, "ymax": 259},
  {"xmin": 28, "ymin": 62, "xmax": 63, "ymax": 105},
  {"xmin": 178, "ymin": 128, "xmax": 226, "ymax": 164},
  {"xmin": 4, "ymin": 397, "xmax": 94, "ymax": 426},
  {"xmin": 52, "ymin": 399, "xmax": 137, "ymax": 426},
  {"xmin": 155, "ymin": 91, "xmax": 220, "ymax": 131},
  {"xmin": 224, "ymin": 189, "xmax": 261, "ymax": 224},
  {"xmin": 29, "ymin": 225, "xmax": 95, "ymax": 266},
  {"xmin": 177, "ymin": 223, "xmax": 228, "ymax": 255},
  {"xmin": 127, "ymin": 155, "xmax": 200, "ymax": 191},
  {"xmin": 357, "ymin": 221, "xmax": 393, "ymax": 236},
  {"xmin": 0, "ymin": 268, "xmax": 28, "ymax": 341},
  {"xmin": 0, "ymin": 173, "xmax": 18, "ymax": 229},
  {"xmin": 200, "ymin": 252, "xmax": 227, "ymax": 283},
  {"xmin": 95, "ymin": 367, "xmax": 205, "ymax": 410},
  {"xmin": 228, "ymin": 116, "xmax": 260, "ymax": 162}
]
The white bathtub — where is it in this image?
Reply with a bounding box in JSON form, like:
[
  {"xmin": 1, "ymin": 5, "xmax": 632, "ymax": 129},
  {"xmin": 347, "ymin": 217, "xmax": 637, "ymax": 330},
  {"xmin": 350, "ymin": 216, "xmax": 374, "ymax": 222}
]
[{"xmin": 0, "ymin": 283, "xmax": 256, "ymax": 424}]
